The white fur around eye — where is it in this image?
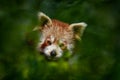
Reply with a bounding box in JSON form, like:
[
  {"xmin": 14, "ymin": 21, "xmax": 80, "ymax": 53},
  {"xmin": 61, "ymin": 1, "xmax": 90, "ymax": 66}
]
[
  {"xmin": 67, "ymin": 44, "xmax": 74, "ymax": 54},
  {"xmin": 37, "ymin": 42, "xmax": 42, "ymax": 52},
  {"xmin": 50, "ymin": 36, "xmax": 55, "ymax": 42},
  {"xmin": 56, "ymin": 47, "xmax": 63, "ymax": 58},
  {"xmin": 40, "ymin": 35, "xmax": 45, "ymax": 42}
]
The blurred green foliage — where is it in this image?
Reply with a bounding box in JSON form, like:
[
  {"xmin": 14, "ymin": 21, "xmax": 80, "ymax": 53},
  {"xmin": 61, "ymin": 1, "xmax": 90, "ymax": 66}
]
[{"xmin": 0, "ymin": 0, "xmax": 120, "ymax": 80}]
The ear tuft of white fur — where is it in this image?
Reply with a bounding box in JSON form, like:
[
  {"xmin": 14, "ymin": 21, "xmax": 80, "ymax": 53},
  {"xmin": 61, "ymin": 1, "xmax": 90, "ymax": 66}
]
[
  {"xmin": 38, "ymin": 12, "xmax": 49, "ymax": 20},
  {"xmin": 33, "ymin": 26, "xmax": 41, "ymax": 31},
  {"xmin": 37, "ymin": 12, "xmax": 52, "ymax": 25},
  {"xmin": 78, "ymin": 22, "xmax": 87, "ymax": 27},
  {"xmin": 69, "ymin": 22, "xmax": 87, "ymax": 40},
  {"xmin": 70, "ymin": 22, "xmax": 87, "ymax": 28},
  {"xmin": 38, "ymin": 12, "xmax": 46, "ymax": 18}
]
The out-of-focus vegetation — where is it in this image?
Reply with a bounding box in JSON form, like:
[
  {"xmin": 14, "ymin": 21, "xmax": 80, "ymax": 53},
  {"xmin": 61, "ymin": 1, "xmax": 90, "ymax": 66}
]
[{"xmin": 0, "ymin": 0, "xmax": 120, "ymax": 80}]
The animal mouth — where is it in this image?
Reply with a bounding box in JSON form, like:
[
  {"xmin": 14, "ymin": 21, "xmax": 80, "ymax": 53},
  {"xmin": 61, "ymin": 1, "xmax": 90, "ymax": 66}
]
[
  {"xmin": 39, "ymin": 51, "xmax": 57, "ymax": 59},
  {"xmin": 44, "ymin": 55, "xmax": 59, "ymax": 61}
]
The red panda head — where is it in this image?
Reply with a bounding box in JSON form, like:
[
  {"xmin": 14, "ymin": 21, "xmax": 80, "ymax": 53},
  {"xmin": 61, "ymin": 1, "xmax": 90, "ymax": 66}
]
[{"xmin": 33, "ymin": 12, "xmax": 87, "ymax": 60}]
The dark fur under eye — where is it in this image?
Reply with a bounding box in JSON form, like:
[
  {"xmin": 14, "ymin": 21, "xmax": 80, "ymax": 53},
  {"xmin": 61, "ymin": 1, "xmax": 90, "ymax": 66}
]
[
  {"xmin": 47, "ymin": 40, "xmax": 52, "ymax": 45},
  {"xmin": 59, "ymin": 43, "xmax": 66, "ymax": 50},
  {"xmin": 59, "ymin": 43, "xmax": 64, "ymax": 47}
]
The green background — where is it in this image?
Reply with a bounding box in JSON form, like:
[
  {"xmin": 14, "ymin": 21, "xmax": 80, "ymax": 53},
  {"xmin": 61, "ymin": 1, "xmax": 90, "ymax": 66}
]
[{"xmin": 0, "ymin": 0, "xmax": 120, "ymax": 80}]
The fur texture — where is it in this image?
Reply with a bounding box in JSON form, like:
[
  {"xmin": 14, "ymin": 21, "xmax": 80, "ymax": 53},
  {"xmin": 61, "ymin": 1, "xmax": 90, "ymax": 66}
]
[{"xmin": 34, "ymin": 12, "xmax": 87, "ymax": 59}]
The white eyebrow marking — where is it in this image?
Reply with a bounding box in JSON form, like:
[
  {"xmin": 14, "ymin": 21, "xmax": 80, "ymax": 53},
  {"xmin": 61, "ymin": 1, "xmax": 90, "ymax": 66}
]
[
  {"xmin": 50, "ymin": 35, "xmax": 55, "ymax": 42},
  {"xmin": 67, "ymin": 44, "xmax": 74, "ymax": 54}
]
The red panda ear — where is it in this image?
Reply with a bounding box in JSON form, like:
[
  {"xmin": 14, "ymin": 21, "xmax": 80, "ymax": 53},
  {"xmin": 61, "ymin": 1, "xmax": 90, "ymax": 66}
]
[
  {"xmin": 38, "ymin": 12, "xmax": 52, "ymax": 26},
  {"xmin": 69, "ymin": 22, "xmax": 87, "ymax": 40},
  {"xmin": 33, "ymin": 12, "xmax": 52, "ymax": 31}
]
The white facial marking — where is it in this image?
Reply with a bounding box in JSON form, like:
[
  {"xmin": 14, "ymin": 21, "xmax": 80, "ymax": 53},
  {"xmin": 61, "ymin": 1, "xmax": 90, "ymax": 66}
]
[
  {"xmin": 44, "ymin": 44, "xmax": 63, "ymax": 58},
  {"xmin": 39, "ymin": 34, "xmax": 45, "ymax": 44},
  {"xmin": 37, "ymin": 43, "xmax": 42, "ymax": 52},
  {"xmin": 56, "ymin": 48, "xmax": 62, "ymax": 58},
  {"xmin": 67, "ymin": 44, "xmax": 74, "ymax": 54},
  {"xmin": 50, "ymin": 36, "xmax": 55, "ymax": 43},
  {"xmin": 36, "ymin": 35, "xmax": 45, "ymax": 52}
]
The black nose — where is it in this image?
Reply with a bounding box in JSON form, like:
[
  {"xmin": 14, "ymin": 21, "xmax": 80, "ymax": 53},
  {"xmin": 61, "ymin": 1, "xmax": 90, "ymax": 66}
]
[{"xmin": 50, "ymin": 50, "xmax": 56, "ymax": 57}]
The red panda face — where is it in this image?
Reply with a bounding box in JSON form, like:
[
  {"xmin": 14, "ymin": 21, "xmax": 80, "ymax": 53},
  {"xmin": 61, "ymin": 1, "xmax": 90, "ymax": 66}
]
[
  {"xmin": 37, "ymin": 35, "xmax": 74, "ymax": 59},
  {"xmin": 33, "ymin": 12, "xmax": 87, "ymax": 60},
  {"xmin": 38, "ymin": 35, "xmax": 64, "ymax": 59},
  {"xmin": 37, "ymin": 20, "xmax": 74, "ymax": 59}
]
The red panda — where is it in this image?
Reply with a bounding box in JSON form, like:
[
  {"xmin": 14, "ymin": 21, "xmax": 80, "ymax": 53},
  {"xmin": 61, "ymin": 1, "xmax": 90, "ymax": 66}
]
[{"xmin": 33, "ymin": 12, "xmax": 87, "ymax": 60}]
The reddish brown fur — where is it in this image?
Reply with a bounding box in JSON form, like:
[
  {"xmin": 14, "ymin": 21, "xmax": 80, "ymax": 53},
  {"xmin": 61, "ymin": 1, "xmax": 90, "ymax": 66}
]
[
  {"xmin": 40, "ymin": 37, "xmax": 52, "ymax": 50},
  {"xmin": 41, "ymin": 42, "xmax": 47, "ymax": 50},
  {"xmin": 52, "ymin": 19, "xmax": 69, "ymax": 28},
  {"xmin": 41, "ymin": 19, "xmax": 74, "ymax": 45}
]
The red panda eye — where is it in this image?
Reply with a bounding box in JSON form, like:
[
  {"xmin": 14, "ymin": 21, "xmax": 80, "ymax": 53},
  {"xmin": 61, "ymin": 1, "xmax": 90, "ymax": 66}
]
[
  {"xmin": 59, "ymin": 43, "xmax": 66, "ymax": 50},
  {"xmin": 59, "ymin": 43, "xmax": 64, "ymax": 47},
  {"xmin": 47, "ymin": 40, "xmax": 52, "ymax": 45}
]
